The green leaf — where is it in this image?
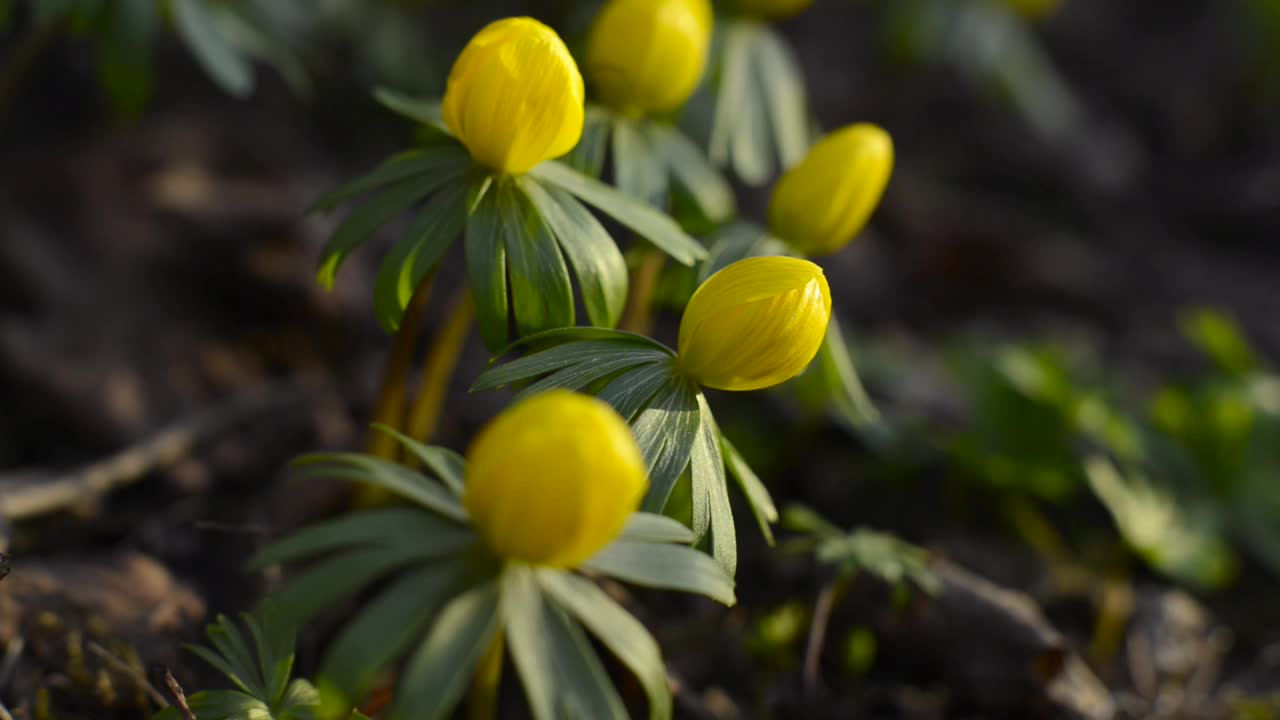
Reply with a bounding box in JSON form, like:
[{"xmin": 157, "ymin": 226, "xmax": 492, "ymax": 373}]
[
  {"xmin": 754, "ymin": 24, "xmax": 812, "ymax": 170},
  {"xmin": 309, "ymin": 145, "xmax": 469, "ymax": 214},
  {"xmin": 370, "ymin": 425, "xmax": 467, "ymax": 496},
  {"xmin": 373, "ymin": 181, "xmax": 469, "ymax": 331},
  {"xmin": 473, "ymin": 340, "xmax": 668, "ymax": 392},
  {"xmin": 633, "ymin": 377, "xmax": 701, "ymax": 513},
  {"xmin": 514, "ymin": 354, "xmax": 667, "ymax": 403},
  {"xmin": 266, "ymin": 544, "xmax": 427, "ymax": 626},
  {"xmin": 520, "ymin": 177, "xmax": 629, "ymax": 329},
  {"xmin": 242, "ymin": 607, "xmax": 295, "ymax": 704},
  {"xmin": 530, "ymin": 162, "xmax": 706, "ymax": 266},
  {"xmin": 722, "ymin": 434, "xmax": 777, "ymax": 545},
  {"xmin": 278, "ymin": 679, "xmax": 320, "ymax": 720},
  {"xmin": 292, "ymin": 454, "xmax": 468, "ymax": 523},
  {"xmin": 650, "ymin": 123, "xmax": 735, "ymax": 224},
  {"xmin": 597, "ymin": 362, "xmax": 676, "ymax": 422},
  {"xmin": 316, "ymin": 175, "xmax": 453, "ymax": 291},
  {"xmin": 818, "ymin": 314, "xmax": 882, "ymax": 430},
  {"xmin": 318, "ymin": 559, "xmax": 473, "ymax": 711},
  {"xmin": 172, "ymin": 0, "xmax": 254, "ymax": 97},
  {"xmin": 565, "ymin": 108, "xmax": 611, "ymax": 177},
  {"xmin": 503, "ymin": 566, "xmax": 628, "ymax": 720},
  {"xmin": 178, "ymin": 690, "xmax": 271, "ymax": 720},
  {"xmin": 538, "ymin": 570, "xmax": 672, "ymax": 720},
  {"xmin": 248, "ymin": 507, "xmax": 473, "ymax": 570},
  {"xmin": 711, "ymin": 22, "xmax": 770, "ymax": 185},
  {"xmin": 584, "ymin": 541, "xmax": 736, "ymax": 606},
  {"xmin": 465, "ymin": 183, "xmax": 511, "ymax": 352},
  {"xmin": 692, "ymin": 394, "xmax": 736, "ymax": 576},
  {"xmin": 391, "ymin": 579, "xmax": 503, "ymax": 720},
  {"xmin": 814, "ymin": 528, "xmax": 940, "ymax": 594},
  {"xmin": 373, "ymin": 86, "xmax": 449, "ymax": 134},
  {"xmin": 613, "ymin": 117, "xmax": 668, "ymax": 207},
  {"xmin": 1179, "ymin": 307, "xmax": 1258, "ymax": 375},
  {"xmin": 98, "ymin": 0, "xmax": 157, "ymax": 117},
  {"xmin": 622, "ymin": 512, "xmax": 697, "ymax": 545},
  {"xmin": 502, "ymin": 181, "xmax": 576, "ymax": 337}
]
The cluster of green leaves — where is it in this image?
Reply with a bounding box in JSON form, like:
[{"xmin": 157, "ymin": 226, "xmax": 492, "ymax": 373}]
[
  {"xmin": 155, "ymin": 606, "xmax": 330, "ymax": 720},
  {"xmin": 252, "ymin": 428, "xmax": 732, "ymax": 720},
  {"xmin": 473, "ymin": 328, "xmax": 777, "ymax": 576},
  {"xmin": 781, "ymin": 504, "xmax": 940, "ymax": 594},
  {"xmin": 18, "ymin": 0, "xmax": 309, "ymax": 113},
  {"xmin": 313, "ymin": 91, "xmax": 706, "ymax": 350},
  {"xmin": 935, "ymin": 309, "xmax": 1280, "ymax": 589}
]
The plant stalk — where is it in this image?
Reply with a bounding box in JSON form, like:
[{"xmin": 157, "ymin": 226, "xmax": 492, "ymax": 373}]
[
  {"xmin": 620, "ymin": 248, "xmax": 666, "ymax": 335},
  {"xmin": 365, "ymin": 272, "xmax": 437, "ymax": 460},
  {"xmin": 404, "ymin": 285, "xmax": 474, "ymax": 451},
  {"xmin": 468, "ymin": 632, "xmax": 505, "ymax": 720}
]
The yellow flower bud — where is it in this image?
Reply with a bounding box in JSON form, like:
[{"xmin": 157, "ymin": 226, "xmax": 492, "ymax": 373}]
[
  {"xmin": 732, "ymin": 0, "xmax": 815, "ymax": 21},
  {"xmin": 442, "ymin": 17, "xmax": 586, "ymax": 175},
  {"xmin": 586, "ymin": 0, "xmax": 714, "ymax": 116},
  {"xmin": 768, "ymin": 123, "xmax": 893, "ymax": 256},
  {"xmin": 677, "ymin": 256, "xmax": 831, "ymax": 392},
  {"xmin": 463, "ymin": 390, "xmax": 647, "ymax": 568}
]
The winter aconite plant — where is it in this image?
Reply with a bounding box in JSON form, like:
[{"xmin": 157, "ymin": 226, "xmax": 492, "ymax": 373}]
[
  {"xmin": 474, "ymin": 256, "xmax": 832, "ymax": 573},
  {"xmin": 256, "ymin": 391, "xmax": 733, "ymax": 720}
]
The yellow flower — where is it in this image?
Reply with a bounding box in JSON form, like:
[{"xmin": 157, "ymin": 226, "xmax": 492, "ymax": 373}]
[
  {"xmin": 732, "ymin": 0, "xmax": 815, "ymax": 21},
  {"xmin": 464, "ymin": 390, "xmax": 647, "ymax": 568},
  {"xmin": 586, "ymin": 0, "xmax": 714, "ymax": 116},
  {"xmin": 442, "ymin": 17, "xmax": 585, "ymax": 175},
  {"xmin": 677, "ymin": 256, "xmax": 831, "ymax": 392},
  {"xmin": 769, "ymin": 123, "xmax": 893, "ymax": 256}
]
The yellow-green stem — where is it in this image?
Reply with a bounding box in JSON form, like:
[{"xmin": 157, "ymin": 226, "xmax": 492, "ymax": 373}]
[
  {"xmin": 620, "ymin": 249, "xmax": 666, "ymax": 335},
  {"xmin": 365, "ymin": 272, "xmax": 437, "ymax": 461},
  {"xmin": 468, "ymin": 632, "xmax": 505, "ymax": 720},
  {"xmin": 405, "ymin": 286, "xmax": 475, "ymax": 451}
]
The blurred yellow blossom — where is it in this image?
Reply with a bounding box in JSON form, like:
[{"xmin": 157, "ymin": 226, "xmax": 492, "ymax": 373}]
[
  {"xmin": 463, "ymin": 390, "xmax": 647, "ymax": 568},
  {"xmin": 587, "ymin": 0, "xmax": 714, "ymax": 116},
  {"xmin": 443, "ymin": 17, "xmax": 585, "ymax": 174},
  {"xmin": 677, "ymin": 256, "xmax": 832, "ymax": 391},
  {"xmin": 769, "ymin": 123, "xmax": 893, "ymax": 256}
]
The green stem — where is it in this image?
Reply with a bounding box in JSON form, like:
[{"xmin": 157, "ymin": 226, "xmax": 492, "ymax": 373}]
[
  {"xmin": 404, "ymin": 285, "xmax": 475, "ymax": 449},
  {"xmin": 365, "ymin": 272, "xmax": 436, "ymax": 461},
  {"xmin": 620, "ymin": 249, "xmax": 666, "ymax": 335},
  {"xmin": 468, "ymin": 631, "xmax": 505, "ymax": 720}
]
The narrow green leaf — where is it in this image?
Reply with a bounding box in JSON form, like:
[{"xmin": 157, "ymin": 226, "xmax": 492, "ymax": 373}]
[
  {"xmin": 650, "ymin": 124, "xmax": 735, "ymax": 223},
  {"xmin": 172, "ymin": 0, "xmax": 254, "ymax": 97},
  {"xmin": 514, "ymin": 355, "xmax": 666, "ymax": 403},
  {"xmin": 370, "ymin": 425, "xmax": 467, "ymax": 496},
  {"xmin": 203, "ymin": 618, "xmax": 263, "ymax": 698},
  {"xmin": 503, "ymin": 566, "xmax": 628, "ymax": 720},
  {"xmin": 565, "ymin": 108, "xmax": 612, "ymax": 177},
  {"xmin": 186, "ymin": 644, "xmax": 256, "ymax": 699},
  {"xmin": 473, "ymin": 341, "xmax": 664, "ymax": 392},
  {"xmin": 391, "ymin": 579, "xmax": 502, "ymax": 720},
  {"xmin": 248, "ymin": 507, "xmax": 473, "ymax": 570},
  {"xmin": 613, "ymin": 117, "xmax": 668, "ymax": 207},
  {"xmin": 521, "ymin": 177, "xmax": 629, "ymax": 329},
  {"xmin": 596, "ymin": 362, "xmax": 676, "ymax": 423},
  {"xmin": 503, "ymin": 182, "xmax": 576, "ymax": 336},
  {"xmin": 373, "ymin": 181, "xmax": 469, "ymax": 331},
  {"xmin": 309, "ymin": 146, "xmax": 468, "ymax": 214},
  {"xmin": 819, "ymin": 314, "xmax": 882, "ymax": 430},
  {"xmin": 693, "ymin": 394, "xmax": 737, "ymax": 577},
  {"xmin": 319, "ymin": 559, "xmax": 472, "ymax": 710},
  {"xmin": 291, "ymin": 453, "xmax": 468, "ymax": 523},
  {"xmin": 267, "ymin": 544, "xmax": 425, "ymax": 626},
  {"xmin": 584, "ymin": 541, "xmax": 735, "ymax": 605},
  {"xmin": 530, "ymin": 161, "xmax": 706, "ymax": 266},
  {"xmin": 99, "ymin": 0, "xmax": 157, "ymax": 116},
  {"xmin": 373, "ymin": 86, "xmax": 449, "ymax": 134},
  {"xmin": 279, "ymin": 679, "xmax": 321, "ymax": 719},
  {"xmin": 316, "ymin": 176, "xmax": 446, "ymax": 290},
  {"xmin": 178, "ymin": 690, "xmax": 270, "ymax": 720},
  {"xmin": 465, "ymin": 186, "xmax": 511, "ymax": 352},
  {"xmin": 754, "ymin": 25, "xmax": 812, "ymax": 169},
  {"xmin": 538, "ymin": 570, "xmax": 672, "ymax": 720},
  {"xmin": 633, "ymin": 378, "xmax": 701, "ymax": 513},
  {"xmin": 711, "ymin": 23, "xmax": 769, "ymax": 184},
  {"xmin": 622, "ymin": 512, "xmax": 697, "ymax": 545},
  {"xmin": 721, "ymin": 434, "xmax": 777, "ymax": 545},
  {"xmin": 241, "ymin": 610, "xmax": 293, "ymax": 704}
]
